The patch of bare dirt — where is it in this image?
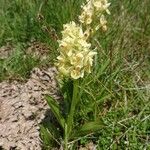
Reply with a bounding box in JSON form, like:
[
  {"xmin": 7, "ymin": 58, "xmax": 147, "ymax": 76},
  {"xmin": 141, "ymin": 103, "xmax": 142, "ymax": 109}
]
[
  {"xmin": 0, "ymin": 67, "xmax": 60, "ymax": 150},
  {"xmin": 0, "ymin": 43, "xmax": 13, "ymax": 59},
  {"xmin": 0, "ymin": 41, "xmax": 50, "ymax": 61},
  {"xmin": 26, "ymin": 41, "xmax": 51, "ymax": 60}
]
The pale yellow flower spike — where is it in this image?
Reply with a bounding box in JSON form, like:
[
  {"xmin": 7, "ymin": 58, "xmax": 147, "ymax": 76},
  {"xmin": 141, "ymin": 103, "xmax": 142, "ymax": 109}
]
[
  {"xmin": 79, "ymin": 0, "xmax": 110, "ymax": 31},
  {"xmin": 56, "ymin": 21, "xmax": 97, "ymax": 79}
]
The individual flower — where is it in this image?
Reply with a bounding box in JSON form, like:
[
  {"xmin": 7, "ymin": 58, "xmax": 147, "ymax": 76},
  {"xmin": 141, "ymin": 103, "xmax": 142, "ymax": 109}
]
[
  {"xmin": 100, "ymin": 14, "xmax": 107, "ymax": 31},
  {"xmin": 93, "ymin": 0, "xmax": 111, "ymax": 14},
  {"xmin": 83, "ymin": 51, "xmax": 97, "ymax": 73},
  {"xmin": 79, "ymin": 11, "xmax": 93, "ymax": 25}
]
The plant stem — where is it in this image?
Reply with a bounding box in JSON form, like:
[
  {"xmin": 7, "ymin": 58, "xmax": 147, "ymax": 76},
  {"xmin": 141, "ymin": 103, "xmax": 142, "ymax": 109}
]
[
  {"xmin": 64, "ymin": 80, "xmax": 79, "ymax": 149},
  {"xmin": 64, "ymin": 123, "xmax": 68, "ymax": 150},
  {"xmin": 67, "ymin": 80, "xmax": 79, "ymax": 136}
]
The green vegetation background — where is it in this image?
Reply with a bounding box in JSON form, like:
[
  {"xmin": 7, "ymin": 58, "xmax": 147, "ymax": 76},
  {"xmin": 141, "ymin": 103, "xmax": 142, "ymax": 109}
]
[{"xmin": 0, "ymin": 0, "xmax": 149, "ymax": 149}]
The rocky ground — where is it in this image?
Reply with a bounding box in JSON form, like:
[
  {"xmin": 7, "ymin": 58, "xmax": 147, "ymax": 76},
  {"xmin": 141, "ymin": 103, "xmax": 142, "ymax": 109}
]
[{"xmin": 0, "ymin": 67, "xmax": 60, "ymax": 150}]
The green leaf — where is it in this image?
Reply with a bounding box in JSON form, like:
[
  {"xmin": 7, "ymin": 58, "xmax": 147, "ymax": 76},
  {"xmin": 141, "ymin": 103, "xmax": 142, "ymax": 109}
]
[
  {"xmin": 40, "ymin": 122, "xmax": 62, "ymax": 148},
  {"xmin": 45, "ymin": 95, "xmax": 65, "ymax": 129},
  {"xmin": 40, "ymin": 125, "xmax": 55, "ymax": 148},
  {"xmin": 71, "ymin": 121, "xmax": 104, "ymax": 138}
]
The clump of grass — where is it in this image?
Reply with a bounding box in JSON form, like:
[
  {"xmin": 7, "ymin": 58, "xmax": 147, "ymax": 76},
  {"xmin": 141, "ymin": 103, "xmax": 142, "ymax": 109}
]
[
  {"xmin": 0, "ymin": 0, "xmax": 84, "ymax": 46},
  {"xmin": 0, "ymin": 44, "xmax": 40, "ymax": 81}
]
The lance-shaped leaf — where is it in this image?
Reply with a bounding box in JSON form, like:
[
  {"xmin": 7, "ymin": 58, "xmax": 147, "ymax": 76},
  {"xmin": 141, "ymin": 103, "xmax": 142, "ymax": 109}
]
[
  {"xmin": 45, "ymin": 95, "xmax": 65, "ymax": 129},
  {"xmin": 71, "ymin": 121, "xmax": 104, "ymax": 138}
]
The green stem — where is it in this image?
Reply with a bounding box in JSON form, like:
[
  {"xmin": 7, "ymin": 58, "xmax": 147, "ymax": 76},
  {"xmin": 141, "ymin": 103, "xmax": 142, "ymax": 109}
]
[
  {"xmin": 64, "ymin": 123, "xmax": 68, "ymax": 150},
  {"xmin": 67, "ymin": 80, "xmax": 79, "ymax": 136},
  {"xmin": 64, "ymin": 80, "xmax": 79, "ymax": 149}
]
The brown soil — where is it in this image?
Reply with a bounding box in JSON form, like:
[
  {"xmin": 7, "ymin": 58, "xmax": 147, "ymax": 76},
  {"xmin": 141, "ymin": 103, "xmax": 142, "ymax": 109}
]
[
  {"xmin": 0, "ymin": 43, "xmax": 13, "ymax": 59},
  {"xmin": 0, "ymin": 67, "xmax": 60, "ymax": 150}
]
